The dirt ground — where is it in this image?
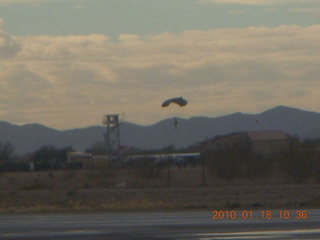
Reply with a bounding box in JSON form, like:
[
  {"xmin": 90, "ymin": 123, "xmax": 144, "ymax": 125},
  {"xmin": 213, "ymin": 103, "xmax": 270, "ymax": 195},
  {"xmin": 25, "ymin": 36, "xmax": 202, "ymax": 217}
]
[{"xmin": 0, "ymin": 168, "xmax": 319, "ymax": 212}]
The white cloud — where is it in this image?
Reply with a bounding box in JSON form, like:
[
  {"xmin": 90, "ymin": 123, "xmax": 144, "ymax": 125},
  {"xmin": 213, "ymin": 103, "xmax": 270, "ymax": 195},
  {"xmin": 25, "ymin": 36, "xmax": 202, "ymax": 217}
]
[
  {"xmin": 228, "ymin": 9, "xmax": 246, "ymax": 15},
  {"xmin": 0, "ymin": 0, "xmax": 80, "ymax": 5},
  {"xmin": 0, "ymin": 0, "xmax": 44, "ymax": 5},
  {"xmin": 198, "ymin": 0, "xmax": 276, "ymax": 5},
  {"xmin": 289, "ymin": 8, "xmax": 320, "ymax": 13},
  {"xmin": 73, "ymin": 4, "xmax": 86, "ymax": 9},
  {"xmin": 118, "ymin": 34, "xmax": 141, "ymax": 42},
  {"xmin": 0, "ymin": 20, "xmax": 21, "ymax": 59},
  {"xmin": 1, "ymin": 24, "xmax": 320, "ymax": 129},
  {"xmin": 198, "ymin": 0, "xmax": 319, "ymax": 6}
]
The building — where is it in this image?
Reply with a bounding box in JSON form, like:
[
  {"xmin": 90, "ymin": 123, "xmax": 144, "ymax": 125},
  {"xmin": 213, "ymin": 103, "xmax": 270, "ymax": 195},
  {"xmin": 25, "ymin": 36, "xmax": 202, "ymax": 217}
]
[{"xmin": 202, "ymin": 130, "xmax": 292, "ymax": 159}]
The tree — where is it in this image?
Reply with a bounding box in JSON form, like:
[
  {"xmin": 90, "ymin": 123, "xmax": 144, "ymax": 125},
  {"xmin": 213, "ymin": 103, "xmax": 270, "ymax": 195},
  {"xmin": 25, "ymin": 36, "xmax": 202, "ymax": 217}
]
[
  {"xmin": 0, "ymin": 142, "xmax": 15, "ymax": 163},
  {"xmin": 56, "ymin": 146, "xmax": 73, "ymax": 164},
  {"xmin": 31, "ymin": 145, "xmax": 73, "ymax": 164},
  {"xmin": 86, "ymin": 142, "xmax": 106, "ymax": 155},
  {"xmin": 139, "ymin": 157, "xmax": 163, "ymax": 180},
  {"xmin": 207, "ymin": 150, "xmax": 239, "ymax": 180},
  {"xmin": 160, "ymin": 145, "xmax": 175, "ymax": 154},
  {"xmin": 32, "ymin": 145, "xmax": 57, "ymax": 163},
  {"xmin": 281, "ymin": 139, "xmax": 317, "ymax": 183}
]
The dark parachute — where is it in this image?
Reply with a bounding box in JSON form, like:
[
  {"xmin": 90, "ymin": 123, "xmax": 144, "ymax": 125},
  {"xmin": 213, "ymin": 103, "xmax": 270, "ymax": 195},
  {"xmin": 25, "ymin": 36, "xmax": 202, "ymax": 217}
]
[
  {"xmin": 162, "ymin": 97, "xmax": 188, "ymax": 128},
  {"xmin": 162, "ymin": 97, "xmax": 188, "ymax": 107}
]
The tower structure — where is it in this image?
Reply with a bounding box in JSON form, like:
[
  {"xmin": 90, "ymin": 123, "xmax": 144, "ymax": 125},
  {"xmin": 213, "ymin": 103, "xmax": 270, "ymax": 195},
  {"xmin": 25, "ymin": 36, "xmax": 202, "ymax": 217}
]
[{"xmin": 103, "ymin": 114, "xmax": 120, "ymax": 159}]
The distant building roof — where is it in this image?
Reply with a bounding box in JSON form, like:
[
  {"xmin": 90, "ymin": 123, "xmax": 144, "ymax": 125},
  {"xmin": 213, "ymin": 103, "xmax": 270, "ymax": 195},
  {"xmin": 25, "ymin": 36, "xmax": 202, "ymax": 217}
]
[{"xmin": 247, "ymin": 130, "xmax": 289, "ymax": 141}]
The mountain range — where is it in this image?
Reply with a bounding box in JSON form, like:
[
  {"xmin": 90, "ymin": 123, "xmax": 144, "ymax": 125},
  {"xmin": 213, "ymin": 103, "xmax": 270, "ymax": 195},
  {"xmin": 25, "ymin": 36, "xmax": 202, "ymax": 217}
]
[{"xmin": 1, "ymin": 106, "xmax": 320, "ymax": 155}]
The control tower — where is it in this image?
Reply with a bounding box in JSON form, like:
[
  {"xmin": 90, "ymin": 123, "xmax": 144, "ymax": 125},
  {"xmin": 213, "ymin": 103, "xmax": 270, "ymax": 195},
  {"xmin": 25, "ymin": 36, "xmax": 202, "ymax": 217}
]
[{"xmin": 103, "ymin": 114, "xmax": 120, "ymax": 159}]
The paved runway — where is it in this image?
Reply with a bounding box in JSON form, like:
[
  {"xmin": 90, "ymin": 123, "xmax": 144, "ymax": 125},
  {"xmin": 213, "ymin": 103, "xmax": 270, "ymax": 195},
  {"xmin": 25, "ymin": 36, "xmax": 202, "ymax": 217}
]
[{"xmin": 0, "ymin": 209, "xmax": 319, "ymax": 239}]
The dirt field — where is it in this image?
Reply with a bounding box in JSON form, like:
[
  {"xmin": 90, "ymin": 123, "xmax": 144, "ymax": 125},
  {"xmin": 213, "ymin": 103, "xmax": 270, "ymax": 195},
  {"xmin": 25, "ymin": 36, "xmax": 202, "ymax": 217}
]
[{"xmin": 0, "ymin": 168, "xmax": 319, "ymax": 212}]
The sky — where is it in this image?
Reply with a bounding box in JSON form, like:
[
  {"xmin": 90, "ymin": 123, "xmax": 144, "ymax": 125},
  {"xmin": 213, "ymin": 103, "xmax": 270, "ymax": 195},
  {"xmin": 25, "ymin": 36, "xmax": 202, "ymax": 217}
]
[{"xmin": 0, "ymin": 0, "xmax": 319, "ymax": 129}]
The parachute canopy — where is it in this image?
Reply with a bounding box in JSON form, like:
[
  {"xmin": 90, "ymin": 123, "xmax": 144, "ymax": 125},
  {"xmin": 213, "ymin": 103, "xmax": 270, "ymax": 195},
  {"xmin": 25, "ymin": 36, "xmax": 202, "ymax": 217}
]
[{"xmin": 162, "ymin": 97, "xmax": 188, "ymax": 107}]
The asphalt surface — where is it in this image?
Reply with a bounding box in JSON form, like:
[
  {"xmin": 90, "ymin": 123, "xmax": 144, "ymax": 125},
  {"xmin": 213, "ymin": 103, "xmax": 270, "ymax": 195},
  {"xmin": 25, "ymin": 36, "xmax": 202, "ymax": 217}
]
[{"xmin": 0, "ymin": 209, "xmax": 319, "ymax": 239}]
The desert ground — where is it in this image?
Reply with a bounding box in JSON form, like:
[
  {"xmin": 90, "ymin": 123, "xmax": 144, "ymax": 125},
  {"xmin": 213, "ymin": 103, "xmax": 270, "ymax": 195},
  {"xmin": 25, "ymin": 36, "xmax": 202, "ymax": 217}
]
[{"xmin": 0, "ymin": 167, "xmax": 319, "ymax": 212}]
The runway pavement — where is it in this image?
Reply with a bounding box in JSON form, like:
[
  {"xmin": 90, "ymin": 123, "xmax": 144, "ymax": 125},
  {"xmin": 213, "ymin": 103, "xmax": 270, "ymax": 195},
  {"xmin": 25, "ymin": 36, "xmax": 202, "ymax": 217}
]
[{"xmin": 0, "ymin": 209, "xmax": 319, "ymax": 239}]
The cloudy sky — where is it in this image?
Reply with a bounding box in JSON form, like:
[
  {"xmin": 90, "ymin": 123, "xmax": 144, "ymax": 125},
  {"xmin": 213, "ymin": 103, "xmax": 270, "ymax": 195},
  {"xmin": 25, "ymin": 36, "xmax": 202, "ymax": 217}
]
[{"xmin": 0, "ymin": 0, "xmax": 319, "ymax": 129}]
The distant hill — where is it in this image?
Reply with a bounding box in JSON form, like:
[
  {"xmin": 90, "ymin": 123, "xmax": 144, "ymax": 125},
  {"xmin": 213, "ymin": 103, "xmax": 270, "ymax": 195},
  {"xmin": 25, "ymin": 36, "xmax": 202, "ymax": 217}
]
[{"xmin": 1, "ymin": 106, "xmax": 320, "ymax": 154}]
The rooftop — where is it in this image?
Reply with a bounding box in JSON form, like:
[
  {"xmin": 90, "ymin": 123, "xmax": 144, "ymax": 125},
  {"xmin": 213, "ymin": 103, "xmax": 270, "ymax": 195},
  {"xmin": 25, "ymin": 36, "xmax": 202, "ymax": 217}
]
[{"xmin": 247, "ymin": 130, "xmax": 289, "ymax": 141}]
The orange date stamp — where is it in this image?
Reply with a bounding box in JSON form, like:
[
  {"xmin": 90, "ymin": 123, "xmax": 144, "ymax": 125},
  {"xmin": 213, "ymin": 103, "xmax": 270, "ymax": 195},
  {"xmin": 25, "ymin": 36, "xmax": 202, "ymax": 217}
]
[{"xmin": 212, "ymin": 210, "xmax": 308, "ymax": 220}]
